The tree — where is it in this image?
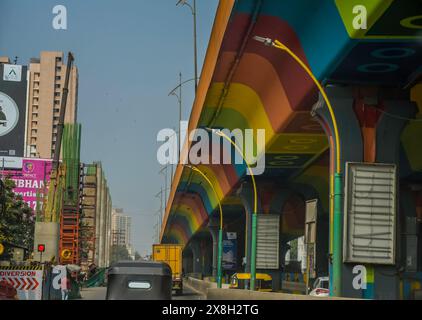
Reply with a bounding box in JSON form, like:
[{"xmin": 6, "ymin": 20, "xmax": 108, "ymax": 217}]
[
  {"xmin": 134, "ymin": 251, "xmax": 141, "ymax": 261},
  {"xmin": 110, "ymin": 245, "xmax": 131, "ymax": 264},
  {"xmin": 0, "ymin": 178, "xmax": 35, "ymax": 260}
]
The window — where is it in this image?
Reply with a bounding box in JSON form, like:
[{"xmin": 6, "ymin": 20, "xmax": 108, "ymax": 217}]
[
  {"xmin": 54, "ymin": 92, "xmax": 60, "ymax": 97},
  {"xmin": 55, "ymin": 76, "xmax": 61, "ymax": 81},
  {"xmin": 320, "ymin": 280, "xmax": 329, "ymax": 289}
]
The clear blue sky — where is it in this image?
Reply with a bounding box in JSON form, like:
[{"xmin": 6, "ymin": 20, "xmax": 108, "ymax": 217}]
[{"xmin": 0, "ymin": 0, "xmax": 219, "ymax": 256}]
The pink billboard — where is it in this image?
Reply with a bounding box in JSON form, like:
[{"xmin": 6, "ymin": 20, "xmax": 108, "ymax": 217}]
[{"xmin": 1, "ymin": 158, "xmax": 53, "ymax": 211}]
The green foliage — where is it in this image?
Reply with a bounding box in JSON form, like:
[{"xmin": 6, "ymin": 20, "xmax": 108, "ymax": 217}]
[
  {"xmin": 0, "ymin": 178, "xmax": 35, "ymax": 260},
  {"xmin": 134, "ymin": 251, "xmax": 141, "ymax": 261},
  {"xmin": 110, "ymin": 245, "xmax": 131, "ymax": 264}
]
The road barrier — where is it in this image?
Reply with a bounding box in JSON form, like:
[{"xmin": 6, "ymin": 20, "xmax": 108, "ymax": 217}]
[
  {"xmin": 185, "ymin": 277, "xmax": 216, "ymax": 296},
  {"xmin": 207, "ymin": 288, "xmax": 355, "ymax": 300},
  {"xmin": 186, "ymin": 277, "xmax": 354, "ymax": 300}
]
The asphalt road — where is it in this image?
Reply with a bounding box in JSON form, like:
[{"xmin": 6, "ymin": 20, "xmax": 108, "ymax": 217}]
[{"xmin": 79, "ymin": 284, "xmax": 203, "ymax": 300}]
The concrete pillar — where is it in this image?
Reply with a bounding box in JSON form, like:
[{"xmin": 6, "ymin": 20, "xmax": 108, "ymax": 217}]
[
  {"xmin": 190, "ymin": 241, "xmax": 202, "ymax": 276},
  {"xmin": 202, "ymin": 237, "xmax": 213, "ymax": 277},
  {"xmin": 208, "ymin": 226, "xmax": 219, "ymax": 277},
  {"xmin": 313, "ymin": 86, "xmax": 417, "ymax": 299},
  {"xmin": 237, "ymin": 182, "xmax": 262, "ymax": 274},
  {"xmin": 207, "ymin": 216, "xmax": 220, "ymax": 278}
]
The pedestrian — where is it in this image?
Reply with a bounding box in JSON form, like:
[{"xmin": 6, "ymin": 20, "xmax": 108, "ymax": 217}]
[{"xmin": 60, "ymin": 276, "xmax": 70, "ymax": 300}]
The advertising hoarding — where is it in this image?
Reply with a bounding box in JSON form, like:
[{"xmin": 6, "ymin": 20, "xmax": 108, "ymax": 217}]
[
  {"xmin": 343, "ymin": 163, "xmax": 397, "ymax": 265},
  {"xmin": 256, "ymin": 214, "xmax": 280, "ymax": 269},
  {"xmin": 1, "ymin": 158, "xmax": 52, "ymax": 211},
  {"xmin": 222, "ymin": 232, "xmax": 237, "ymax": 270},
  {"xmin": 0, "ymin": 63, "xmax": 27, "ymax": 169}
]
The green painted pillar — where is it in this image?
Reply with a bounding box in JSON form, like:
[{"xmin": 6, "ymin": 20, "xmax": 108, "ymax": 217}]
[
  {"xmin": 332, "ymin": 173, "xmax": 343, "ymax": 296},
  {"xmin": 250, "ymin": 213, "xmax": 257, "ymax": 291},
  {"xmin": 217, "ymin": 229, "xmax": 223, "ymax": 288}
]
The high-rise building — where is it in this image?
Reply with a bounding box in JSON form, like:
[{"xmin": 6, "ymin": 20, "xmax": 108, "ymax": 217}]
[
  {"xmin": 26, "ymin": 51, "xmax": 78, "ymax": 158},
  {"xmin": 111, "ymin": 208, "xmax": 133, "ymax": 254}
]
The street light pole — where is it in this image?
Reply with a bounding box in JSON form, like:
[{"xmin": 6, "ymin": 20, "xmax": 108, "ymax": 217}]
[
  {"xmin": 176, "ymin": 0, "xmax": 198, "ymax": 93},
  {"xmin": 184, "ymin": 164, "xmax": 223, "ymax": 288},
  {"xmin": 179, "ymin": 72, "xmax": 182, "ymax": 161},
  {"xmin": 205, "ymin": 127, "xmax": 258, "ymax": 291},
  {"xmin": 193, "ymin": 0, "xmax": 198, "ymax": 93},
  {"xmin": 253, "ymin": 36, "xmax": 343, "ymax": 297},
  {"xmin": 168, "ymin": 75, "xmax": 197, "ymax": 163}
]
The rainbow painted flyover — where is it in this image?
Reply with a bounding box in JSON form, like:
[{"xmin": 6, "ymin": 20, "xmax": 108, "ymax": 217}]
[{"xmin": 162, "ymin": 0, "xmax": 422, "ymax": 246}]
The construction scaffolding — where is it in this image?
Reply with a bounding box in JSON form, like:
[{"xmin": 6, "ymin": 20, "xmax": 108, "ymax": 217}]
[
  {"xmin": 79, "ymin": 163, "xmax": 98, "ymax": 272},
  {"xmin": 58, "ymin": 123, "xmax": 82, "ymax": 265}
]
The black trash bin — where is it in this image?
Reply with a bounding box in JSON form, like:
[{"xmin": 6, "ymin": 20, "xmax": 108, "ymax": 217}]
[{"xmin": 106, "ymin": 261, "xmax": 172, "ymax": 300}]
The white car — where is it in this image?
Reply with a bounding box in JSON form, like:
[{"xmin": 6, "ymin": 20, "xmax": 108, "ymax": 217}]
[{"xmin": 309, "ymin": 276, "xmax": 330, "ymax": 297}]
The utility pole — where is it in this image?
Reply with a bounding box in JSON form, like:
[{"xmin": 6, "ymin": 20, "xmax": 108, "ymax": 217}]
[
  {"xmin": 176, "ymin": 0, "xmax": 198, "ymax": 94},
  {"xmin": 193, "ymin": 0, "xmax": 198, "ymax": 93},
  {"xmin": 159, "ymin": 166, "xmax": 169, "ymax": 206},
  {"xmin": 155, "ymin": 188, "xmax": 164, "ymax": 241},
  {"xmin": 178, "ymin": 72, "xmax": 182, "ymax": 163},
  {"xmin": 168, "ymin": 74, "xmax": 197, "ymax": 164}
]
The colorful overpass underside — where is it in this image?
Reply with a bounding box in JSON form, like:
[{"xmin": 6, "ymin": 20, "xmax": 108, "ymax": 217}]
[{"xmin": 163, "ymin": 0, "xmax": 422, "ymax": 246}]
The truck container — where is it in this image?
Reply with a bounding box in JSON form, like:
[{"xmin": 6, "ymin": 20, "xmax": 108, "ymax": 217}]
[{"xmin": 152, "ymin": 244, "xmax": 183, "ymax": 294}]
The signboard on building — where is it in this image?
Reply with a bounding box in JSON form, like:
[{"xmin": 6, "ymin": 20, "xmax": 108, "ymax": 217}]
[
  {"xmin": 222, "ymin": 232, "xmax": 237, "ymax": 270},
  {"xmin": 0, "ymin": 64, "xmax": 27, "ymax": 168},
  {"xmin": 256, "ymin": 214, "xmax": 280, "ymax": 269},
  {"xmin": 343, "ymin": 163, "xmax": 397, "ymax": 265},
  {"xmin": 1, "ymin": 158, "xmax": 52, "ymax": 211},
  {"xmin": 3, "ymin": 64, "xmax": 22, "ymax": 82},
  {"xmin": 0, "ymin": 266, "xmax": 43, "ymax": 300}
]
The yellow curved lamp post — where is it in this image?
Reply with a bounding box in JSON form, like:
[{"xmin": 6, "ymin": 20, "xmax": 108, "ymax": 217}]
[
  {"xmin": 253, "ymin": 36, "xmax": 343, "ymax": 296},
  {"xmin": 184, "ymin": 164, "xmax": 224, "ymax": 288},
  {"xmin": 204, "ymin": 128, "xmax": 259, "ymax": 291}
]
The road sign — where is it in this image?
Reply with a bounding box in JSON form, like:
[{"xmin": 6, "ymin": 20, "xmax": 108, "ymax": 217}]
[
  {"xmin": 37, "ymin": 244, "xmax": 45, "ymax": 253},
  {"xmin": 0, "ymin": 243, "xmax": 4, "ymax": 255},
  {"xmin": 0, "ymin": 266, "xmax": 43, "ymax": 300}
]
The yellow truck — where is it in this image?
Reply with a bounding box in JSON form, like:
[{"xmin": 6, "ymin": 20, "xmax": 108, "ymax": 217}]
[{"xmin": 152, "ymin": 244, "xmax": 183, "ymax": 294}]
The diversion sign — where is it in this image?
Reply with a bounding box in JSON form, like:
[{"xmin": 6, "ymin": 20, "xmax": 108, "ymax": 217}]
[{"xmin": 0, "ymin": 266, "xmax": 43, "ymax": 300}]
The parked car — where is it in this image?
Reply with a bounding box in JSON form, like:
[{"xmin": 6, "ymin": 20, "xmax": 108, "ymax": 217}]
[{"xmin": 309, "ymin": 276, "xmax": 329, "ymax": 297}]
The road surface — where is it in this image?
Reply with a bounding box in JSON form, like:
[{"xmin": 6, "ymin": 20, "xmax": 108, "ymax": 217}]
[{"xmin": 79, "ymin": 284, "xmax": 203, "ymax": 300}]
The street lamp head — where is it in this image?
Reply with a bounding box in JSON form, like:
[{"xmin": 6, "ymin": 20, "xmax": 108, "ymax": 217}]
[
  {"xmin": 253, "ymin": 36, "xmax": 273, "ymax": 47},
  {"xmin": 204, "ymin": 127, "xmax": 221, "ymax": 136},
  {"xmin": 176, "ymin": 0, "xmax": 187, "ymax": 5}
]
